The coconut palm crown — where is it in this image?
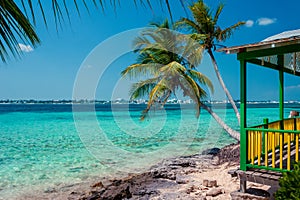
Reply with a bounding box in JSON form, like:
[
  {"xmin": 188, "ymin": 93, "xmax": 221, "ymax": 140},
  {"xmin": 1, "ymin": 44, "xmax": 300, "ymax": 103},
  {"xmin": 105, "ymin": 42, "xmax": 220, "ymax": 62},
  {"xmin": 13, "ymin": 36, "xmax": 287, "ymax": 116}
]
[
  {"xmin": 176, "ymin": 0, "xmax": 244, "ymax": 50},
  {"xmin": 122, "ymin": 20, "xmax": 214, "ymax": 120}
]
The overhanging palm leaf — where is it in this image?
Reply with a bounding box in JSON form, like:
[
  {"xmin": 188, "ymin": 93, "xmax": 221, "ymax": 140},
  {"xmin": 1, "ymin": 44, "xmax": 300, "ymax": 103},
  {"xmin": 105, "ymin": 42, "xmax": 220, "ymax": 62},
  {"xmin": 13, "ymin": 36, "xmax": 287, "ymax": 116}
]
[
  {"xmin": 0, "ymin": 0, "xmax": 39, "ymax": 62},
  {"xmin": 1, "ymin": 0, "xmax": 188, "ymax": 63}
]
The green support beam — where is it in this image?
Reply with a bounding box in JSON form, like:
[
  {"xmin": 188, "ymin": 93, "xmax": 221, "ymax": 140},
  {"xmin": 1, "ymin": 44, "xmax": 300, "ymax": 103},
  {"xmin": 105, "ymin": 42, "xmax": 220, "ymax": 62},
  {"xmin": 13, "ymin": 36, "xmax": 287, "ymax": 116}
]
[
  {"xmin": 247, "ymin": 59, "xmax": 300, "ymax": 77},
  {"xmin": 278, "ymin": 55, "xmax": 284, "ymax": 120},
  {"xmin": 237, "ymin": 43, "xmax": 300, "ymax": 60},
  {"xmin": 240, "ymin": 58, "xmax": 247, "ymax": 171}
]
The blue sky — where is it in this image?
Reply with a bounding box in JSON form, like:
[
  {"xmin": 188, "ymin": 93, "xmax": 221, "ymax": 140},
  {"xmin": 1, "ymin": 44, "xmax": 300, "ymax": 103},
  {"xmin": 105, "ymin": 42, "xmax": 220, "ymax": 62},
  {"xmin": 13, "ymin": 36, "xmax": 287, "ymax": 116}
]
[{"xmin": 2, "ymin": 0, "xmax": 300, "ymax": 101}]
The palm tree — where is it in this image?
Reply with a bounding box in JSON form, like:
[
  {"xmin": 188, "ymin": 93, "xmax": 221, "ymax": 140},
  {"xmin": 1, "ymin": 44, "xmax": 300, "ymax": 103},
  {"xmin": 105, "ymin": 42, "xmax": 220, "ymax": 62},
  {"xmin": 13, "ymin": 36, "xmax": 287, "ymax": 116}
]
[
  {"xmin": 176, "ymin": 0, "xmax": 245, "ymax": 124},
  {"xmin": 0, "ymin": 0, "xmax": 187, "ymax": 63},
  {"xmin": 122, "ymin": 20, "xmax": 209, "ymax": 119},
  {"xmin": 122, "ymin": 20, "xmax": 240, "ymax": 141}
]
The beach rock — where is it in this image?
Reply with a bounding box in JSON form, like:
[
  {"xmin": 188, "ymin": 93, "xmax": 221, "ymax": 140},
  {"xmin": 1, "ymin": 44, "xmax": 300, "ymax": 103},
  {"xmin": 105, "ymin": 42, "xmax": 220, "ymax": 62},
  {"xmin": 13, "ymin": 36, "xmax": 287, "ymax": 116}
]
[
  {"xmin": 203, "ymin": 179, "xmax": 217, "ymax": 187},
  {"xmin": 85, "ymin": 190, "xmax": 104, "ymax": 200},
  {"xmin": 113, "ymin": 186, "xmax": 132, "ymax": 200},
  {"xmin": 231, "ymin": 188, "xmax": 270, "ymax": 200},
  {"xmin": 69, "ymin": 191, "xmax": 81, "ymax": 195},
  {"xmin": 111, "ymin": 179, "xmax": 122, "ymax": 186},
  {"xmin": 208, "ymin": 180, "xmax": 217, "ymax": 187},
  {"xmin": 91, "ymin": 181, "xmax": 104, "ymax": 188},
  {"xmin": 133, "ymin": 188, "xmax": 160, "ymax": 196},
  {"xmin": 77, "ymin": 153, "xmax": 226, "ymax": 200},
  {"xmin": 203, "ymin": 179, "xmax": 209, "ymax": 187},
  {"xmin": 202, "ymin": 148, "xmax": 221, "ymax": 156},
  {"xmin": 151, "ymin": 168, "xmax": 177, "ymax": 180},
  {"xmin": 150, "ymin": 156, "xmax": 198, "ymax": 180},
  {"xmin": 183, "ymin": 168, "xmax": 200, "ymax": 175},
  {"xmin": 160, "ymin": 192, "xmax": 182, "ymax": 199},
  {"xmin": 44, "ymin": 187, "xmax": 57, "ymax": 193},
  {"xmin": 171, "ymin": 159, "xmax": 196, "ymax": 168},
  {"xmin": 206, "ymin": 188, "xmax": 224, "ymax": 197},
  {"xmin": 217, "ymin": 143, "xmax": 240, "ymax": 165},
  {"xmin": 100, "ymin": 185, "xmax": 132, "ymax": 200},
  {"xmin": 186, "ymin": 185, "xmax": 198, "ymax": 194},
  {"xmin": 176, "ymin": 174, "xmax": 190, "ymax": 184}
]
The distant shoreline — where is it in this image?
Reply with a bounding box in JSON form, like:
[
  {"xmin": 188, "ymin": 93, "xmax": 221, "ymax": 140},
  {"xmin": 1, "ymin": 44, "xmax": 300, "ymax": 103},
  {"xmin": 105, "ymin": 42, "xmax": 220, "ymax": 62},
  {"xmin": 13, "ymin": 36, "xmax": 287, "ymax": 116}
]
[{"xmin": 0, "ymin": 99, "xmax": 299, "ymax": 105}]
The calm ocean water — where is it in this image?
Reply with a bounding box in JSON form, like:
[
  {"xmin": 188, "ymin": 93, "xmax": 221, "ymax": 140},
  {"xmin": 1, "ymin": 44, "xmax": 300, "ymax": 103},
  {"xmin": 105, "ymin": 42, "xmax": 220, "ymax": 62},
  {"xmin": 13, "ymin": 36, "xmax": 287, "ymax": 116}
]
[{"xmin": 0, "ymin": 103, "xmax": 299, "ymax": 199}]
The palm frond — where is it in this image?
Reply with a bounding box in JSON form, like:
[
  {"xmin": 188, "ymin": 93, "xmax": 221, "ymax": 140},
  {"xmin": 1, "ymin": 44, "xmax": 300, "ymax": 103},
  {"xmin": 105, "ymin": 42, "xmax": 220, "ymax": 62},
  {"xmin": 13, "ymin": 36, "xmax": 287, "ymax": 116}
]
[
  {"xmin": 129, "ymin": 78, "xmax": 158, "ymax": 100},
  {"xmin": 188, "ymin": 69, "xmax": 214, "ymax": 93},
  {"xmin": 132, "ymin": 36, "xmax": 151, "ymax": 52},
  {"xmin": 217, "ymin": 21, "xmax": 245, "ymax": 42},
  {"xmin": 164, "ymin": 0, "xmax": 173, "ymax": 23},
  {"xmin": 189, "ymin": 0, "xmax": 212, "ymax": 33},
  {"xmin": 140, "ymin": 78, "xmax": 169, "ymax": 120},
  {"xmin": 181, "ymin": 35, "xmax": 204, "ymax": 67},
  {"xmin": 121, "ymin": 63, "xmax": 161, "ymax": 78},
  {"xmin": 175, "ymin": 18, "xmax": 200, "ymax": 33},
  {"xmin": 149, "ymin": 18, "xmax": 170, "ymax": 29},
  {"xmin": 63, "ymin": 0, "xmax": 72, "ymax": 25},
  {"xmin": 1, "ymin": 0, "xmax": 189, "ymax": 63},
  {"xmin": 148, "ymin": 78, "xmax": 168, "ymax": 104},
  {"xmin": 82, "ymin": 0, "xmax": 91, "ymax": 15},
  {"xmin": 213, "ymin": 2, "xmax": 224, "ymax": 25},
  {"xmin": 0, "ymin": 0, "xmax": 40, "ymax": 62},
  {"xmin": 160, "ymin": 61, "xmax": 186, "ymax": 76},
  {"xmin": 177, "ymin": 74, "xmax": 203, "ymax": 117},
  {"xmin": 19, "ymin": 0, "xmax": 185, "ymax": 29},
  {"xmin": 38, "ymin": 0, "xmax": 48, "ymax": 28},
  {"xmin": 52, "ymin": 0, "xmax": 64, "ymax": 31}
]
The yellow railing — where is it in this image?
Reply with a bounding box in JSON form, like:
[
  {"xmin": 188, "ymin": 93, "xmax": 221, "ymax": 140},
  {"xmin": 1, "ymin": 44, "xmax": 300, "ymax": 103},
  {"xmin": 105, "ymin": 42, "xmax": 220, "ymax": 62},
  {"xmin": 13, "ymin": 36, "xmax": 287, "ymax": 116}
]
[{"xmin": 246, "ymin": 118, "xmax": 300, "ymax": 171}]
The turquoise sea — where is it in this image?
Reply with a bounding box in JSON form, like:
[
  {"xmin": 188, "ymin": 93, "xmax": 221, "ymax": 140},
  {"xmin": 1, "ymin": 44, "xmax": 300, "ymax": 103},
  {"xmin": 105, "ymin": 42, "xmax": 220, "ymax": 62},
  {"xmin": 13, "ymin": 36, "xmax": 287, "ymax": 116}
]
[{"xmin": 0, "ymin": 103, "xmax": 299, "ymax": 199}]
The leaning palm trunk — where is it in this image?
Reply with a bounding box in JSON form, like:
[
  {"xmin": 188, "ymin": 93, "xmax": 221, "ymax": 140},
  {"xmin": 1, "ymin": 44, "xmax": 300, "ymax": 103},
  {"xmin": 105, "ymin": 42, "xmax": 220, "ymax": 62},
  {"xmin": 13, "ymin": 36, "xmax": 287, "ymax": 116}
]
[
  {"xmin": 207, "ymin": 49, "xmax": 241, "ymax": 124},
  {"xmin": 201, "ymin": 104, "xmax": 240, "ymax": 141}
]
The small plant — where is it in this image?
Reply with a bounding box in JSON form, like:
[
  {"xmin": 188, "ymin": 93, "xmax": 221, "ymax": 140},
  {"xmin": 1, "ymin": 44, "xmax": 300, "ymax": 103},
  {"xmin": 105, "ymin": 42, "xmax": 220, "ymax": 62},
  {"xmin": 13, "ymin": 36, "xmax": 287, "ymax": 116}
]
[{"xmin": 275, "ymin": 162, "xmax": 300, "ymax": 200}]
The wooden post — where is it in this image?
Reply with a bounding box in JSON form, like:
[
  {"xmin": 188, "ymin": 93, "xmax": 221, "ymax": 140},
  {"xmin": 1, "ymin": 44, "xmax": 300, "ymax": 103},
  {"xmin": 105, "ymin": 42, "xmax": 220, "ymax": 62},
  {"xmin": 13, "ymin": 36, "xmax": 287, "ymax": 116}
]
[
  {"xmin": 240, "ymin": 58, "xmax": 247, "ymax": 171},
  {"xmin": 278, "ymin": 54, "xmax": 285, "ymax": 163},
  {"xmin": 240, "ymin": 179, "xmax": 247, "ymax": 193},
  {"xmin": 263, "ymin": 118, "xmax": 268, "ymax": 167}
]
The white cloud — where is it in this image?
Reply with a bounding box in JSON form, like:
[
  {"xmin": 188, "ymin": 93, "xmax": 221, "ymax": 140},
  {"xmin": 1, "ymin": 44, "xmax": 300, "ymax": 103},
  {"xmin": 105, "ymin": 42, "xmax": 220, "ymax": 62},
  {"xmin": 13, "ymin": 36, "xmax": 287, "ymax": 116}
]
[
  {"xmin": 18, "ymin": 43, "xmax": 34, "ymax": 53},
  {"xmin": 245, "ymin": 20, "xmax": 254, "ymax": 27},
  {"xmin": 257, "ymin": 18, "xmax": 277, "ymax": 26}
]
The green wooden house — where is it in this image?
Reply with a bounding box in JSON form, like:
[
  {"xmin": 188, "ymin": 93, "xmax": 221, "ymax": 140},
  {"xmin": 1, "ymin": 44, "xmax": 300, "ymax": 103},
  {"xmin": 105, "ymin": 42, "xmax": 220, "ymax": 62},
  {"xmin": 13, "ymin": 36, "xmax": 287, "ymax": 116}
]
[{"xmin": 220, "ymin": 29, "xmax": 300, "ymax": 192}]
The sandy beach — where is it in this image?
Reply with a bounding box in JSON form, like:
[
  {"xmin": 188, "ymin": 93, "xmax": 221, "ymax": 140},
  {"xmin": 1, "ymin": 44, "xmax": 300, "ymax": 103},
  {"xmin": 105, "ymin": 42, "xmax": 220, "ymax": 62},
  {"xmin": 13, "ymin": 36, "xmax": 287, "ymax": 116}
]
[{"xmin": 15, "ymin": 143, "xmax": 278, "ymax": 200}]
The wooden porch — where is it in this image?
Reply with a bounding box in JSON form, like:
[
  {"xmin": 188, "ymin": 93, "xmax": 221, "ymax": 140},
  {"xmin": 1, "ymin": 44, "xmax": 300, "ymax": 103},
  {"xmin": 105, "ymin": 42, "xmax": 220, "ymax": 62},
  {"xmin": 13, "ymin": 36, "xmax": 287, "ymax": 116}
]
[
  {"xmin": 247, "ymin": 117, "xmax": 300, "ymax": 171},
  {"xmin": 219, "ymin": 29, "xmax": 300, "ymax": 194},
  {"xmin": 230, "ymin": 117, "xmax": 300, "ymax": 192}
]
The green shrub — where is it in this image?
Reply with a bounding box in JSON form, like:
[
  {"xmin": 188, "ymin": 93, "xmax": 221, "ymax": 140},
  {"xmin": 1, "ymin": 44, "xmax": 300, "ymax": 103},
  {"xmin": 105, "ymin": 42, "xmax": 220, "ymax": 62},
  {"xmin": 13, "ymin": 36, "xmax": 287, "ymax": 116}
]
[{"xmin": 275, "ymin": 162, "xmax": 300, "ymax": 200}]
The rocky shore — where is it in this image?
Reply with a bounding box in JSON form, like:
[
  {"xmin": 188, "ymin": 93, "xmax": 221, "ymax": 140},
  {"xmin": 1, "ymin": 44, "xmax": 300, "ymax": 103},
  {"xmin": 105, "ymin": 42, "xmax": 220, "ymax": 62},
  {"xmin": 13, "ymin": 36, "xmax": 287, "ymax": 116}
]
[{"xmin": 20, "ymin": 143, "xmax": 274, "ymax": 200}]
